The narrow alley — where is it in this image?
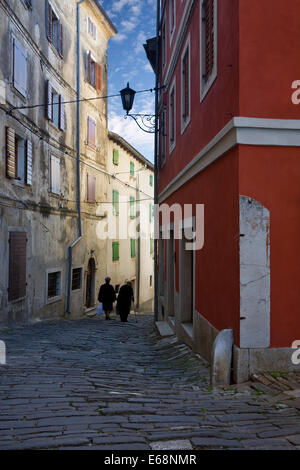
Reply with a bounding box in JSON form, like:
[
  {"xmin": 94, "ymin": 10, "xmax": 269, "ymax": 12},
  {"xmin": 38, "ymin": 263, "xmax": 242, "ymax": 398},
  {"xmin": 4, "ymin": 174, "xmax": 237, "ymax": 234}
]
[{"xmin": 0, "ymin": 315, "xmax": 299, "ymax": 450}]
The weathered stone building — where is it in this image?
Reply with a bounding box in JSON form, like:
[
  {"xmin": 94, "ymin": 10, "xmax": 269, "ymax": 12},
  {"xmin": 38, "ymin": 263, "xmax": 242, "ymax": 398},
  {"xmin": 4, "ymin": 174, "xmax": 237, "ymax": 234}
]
[
  {"xmin": 0, "ymin": 0, "xmax": 116, "ymax": 323},
  {"xmin": 106, "ymin": 131, "xmax": 154, "ymax": 312}
]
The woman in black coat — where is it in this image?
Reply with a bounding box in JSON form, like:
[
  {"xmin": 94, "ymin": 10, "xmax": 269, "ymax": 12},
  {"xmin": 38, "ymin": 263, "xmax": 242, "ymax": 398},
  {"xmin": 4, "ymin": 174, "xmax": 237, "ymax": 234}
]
[
  {"xmin": 98, "ymin": 277, "xmax": 116, "ymax": 320},
  {"xmin": 117, "ymin": 281, "xmax": 134, "ymax": 322}
]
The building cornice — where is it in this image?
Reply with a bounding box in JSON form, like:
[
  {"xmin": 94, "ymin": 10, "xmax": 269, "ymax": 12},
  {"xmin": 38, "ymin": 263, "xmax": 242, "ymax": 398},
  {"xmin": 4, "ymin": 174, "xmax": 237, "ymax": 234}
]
[
  {"xmin": 159, "ymin": 117, "xmax": 300, "ymax": 203},
  {"xmin": 108, "ymin": 131, "xmax": 154, "ymax": 170}
]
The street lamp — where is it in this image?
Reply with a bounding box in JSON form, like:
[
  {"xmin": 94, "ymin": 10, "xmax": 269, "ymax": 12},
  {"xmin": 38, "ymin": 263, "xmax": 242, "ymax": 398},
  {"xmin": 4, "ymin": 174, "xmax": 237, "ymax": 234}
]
[{"xmin": 119, "ymin": 82, "xmax": 161, "ymax": 134}]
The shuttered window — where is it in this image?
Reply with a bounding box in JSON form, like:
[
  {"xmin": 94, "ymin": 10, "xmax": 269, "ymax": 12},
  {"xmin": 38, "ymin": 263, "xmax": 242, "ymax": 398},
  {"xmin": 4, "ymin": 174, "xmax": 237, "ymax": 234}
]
[
  {"xmin": 160, "ymin": 107, "xmax": 166, "ymax": 166},
  {"xmin": 87, "ymin": 173, "xmax": 96, "ymax": 202},
  {"xmin": 87, "ymin": 116, "xmax": 96, "ymax": 147},
  {"xmin": 8, "ymin": 232, "xmax": 27, "ymax": 302},
  {"xmin": 170, "ymin": 86, "xmax": 175, "ymax": 145},
  {"xmin": 13, "ymin": 39, "xmax": 27, "ymax": 97},
  {"xmin": 112, "ymin": 190, "xmax": 119, "ymax": 216},
  {"xmin": 45, "ymin": 81, "xmax": 65, "ymax": 131},
  {"xmin": 149, "ymin": 174, "xmax": 153, "ymax": 187},
  {"xmin": 24, "ymin": 0, "xmax": 32, "ymax": 9},
  {"xmin": 149, "ymin": 203, "xmax": 153, "ymax": 222},
  {"xmin": 86, "ymin": 52, "xmax": 102, "ymax": 91},
  {"xmin": 203, "ymin": 0, "xmax": 214, "ymax": 82},
  {"xmin": 113, "ymin": 149, "xmax": 119, "ymax": 165},
  {"xmin": 46, "ymin": 1, "xmax": 63, "ymax": 58},
  {"xmin": 182, "ymin": 46, "xmax": 190, "ymax": 120},
  {"xmin": 112, "ymin": 242, "xmax": 119, "ymax": 261},
  {"xmin": 131, "ymin": 239, "xmax": 136, "ymax": 259},
  {"xmin": 88, "ymin": 17, "xmax": 97, "ymax": 40},
  {"xmin": 130, "ymin": 196, "xmax": 135, "ymax": 219},
  {"xmin": 51, "ymin": 155, "xmax": 60, "ymax": 195},
  {"xmin": 150, "ymin": 237, "xmax": 154, "ymax": 254},
  {"xmin": 6, "ymin": 128, "xmax": 33, "ymax": 185},
  {"xmin": 170, "ymin": 0, "xmax": 175, "ymax": 37},
  {"xmin": 130, "ymin": 162, "xmax": 135, "ymax": 176}
]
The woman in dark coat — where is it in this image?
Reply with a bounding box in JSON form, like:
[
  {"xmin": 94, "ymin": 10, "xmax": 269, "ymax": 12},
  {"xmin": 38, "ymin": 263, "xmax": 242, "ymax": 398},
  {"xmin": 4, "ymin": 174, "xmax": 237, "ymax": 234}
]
[
  {"xmin": 98, "ymin": 277, "xmax": 116, "ymax": 320},
  {"xmin": 117, "ymin": 281, "xmax": 134, "ymax": 322}
]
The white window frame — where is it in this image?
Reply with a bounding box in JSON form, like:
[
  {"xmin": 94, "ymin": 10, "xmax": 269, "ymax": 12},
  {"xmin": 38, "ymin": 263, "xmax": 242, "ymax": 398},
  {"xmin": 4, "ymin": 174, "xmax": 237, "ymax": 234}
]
[
  {"xmin": 169, "ymin": 77, "xmax": 176, "ymax": 155},
  {"xmin": 160, "ymin": 106, "xmax": 167, "ymax": 167},
  {"xmin": 46, "ymin": 268, "xmax": 62, "ymax": 304},
  {"xmin": 200, "ymin": 0, "xmax": 218, "ymax": 102},
  {"xmin": 162, "ymin": 20, "xmax": 167, "ymax": 71},
  {"xmin": 181, "ymin": 34, "xmax": 191, "ymax": 134},
  {"xmin": 169, "ymin": 0, "xmax": 176, "ymax": 45}
]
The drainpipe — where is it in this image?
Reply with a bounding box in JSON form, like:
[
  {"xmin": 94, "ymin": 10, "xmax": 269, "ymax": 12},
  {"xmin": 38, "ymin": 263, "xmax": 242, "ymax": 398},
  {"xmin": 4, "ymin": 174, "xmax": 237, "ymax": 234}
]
[
  {"xmin": 66, "ymin": 0, "xmax": 85, "ymax": 314},
  {"xmin": 136, "ymin": 169, "xmax": 141, "ymax": 310},
  {"xmin": 154, "ymin": 0, "xmax": 160, "ymax": 322}
]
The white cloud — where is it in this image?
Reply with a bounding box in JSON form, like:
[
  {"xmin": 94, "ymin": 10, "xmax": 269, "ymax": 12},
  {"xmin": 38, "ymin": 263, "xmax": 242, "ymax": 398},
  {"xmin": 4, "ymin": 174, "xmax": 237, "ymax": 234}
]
[{"xmin": 112, "ymin": 33, "xmax": 127, "ymax": 42}]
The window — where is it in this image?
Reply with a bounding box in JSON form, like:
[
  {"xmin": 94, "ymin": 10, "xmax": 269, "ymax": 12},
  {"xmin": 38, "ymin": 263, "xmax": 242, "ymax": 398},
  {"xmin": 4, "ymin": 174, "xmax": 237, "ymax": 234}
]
[
  {"xmin": 149, "ymin": 203, "xmax": 154, "ymax": 222},
  {"xmin": 46, "ymin": 81, "xmax": 65, "ymax": 131},
  {"xmin": 8, "ymin": 232, "xmax": 27, "ymax": 302},
  {"xmin": 149, "ymin": 174, "xmax": 153, "ymax": 187},
  {"xmin": 87, "ymin": 116, "xmax": 96, "ymax": 147},
  {"xmin": 181, "ymin": 36, "xmax": 191, "ymax": 132},
  {"xmin": 160, "ymin": 107, "xmax": 166, "ymax": 167},
  {"xmin": 150, "ymin": 275, "xmax": 153, "ymax": 287},
  {"xmin": 112, "ymin": 190, "xmax": 119, "ymax": 216},
  {"xmin": 87, "ymin": 173, "xmax": 96, "ymax": 202},
  {"xmin": 112, "ymin": 242, "xmax": 119, "ymax": 261},
  {"xmin": 200, "ymin": 0, "xmax": 217, "ymax": 101},
  {"xmin": 72, "ymin": 268, "xmax": 82, "ymax": 291},
  {"xmin": 5, "ymin": 128, "xmax": 33, "ymax": 185},
  {"xmin": 46, "ymin": 2, "xmax": 63, "ymax": 57},
  {"xmin": 130, "ymin": 162, "xmax": 135, "ymax": 176},
  {"xmin": 88, "ymin": 17, "xmax": 96, "ymax": 39},
  {"xmin": 86, "ymin": 52, "xmax": 102, "ymax": 91},
  {"xmin": 169, "ymin": 79, "xmax": 176, "ymax": 153},
  {"xmin": 47, "ymin": 271, "xmax": 61, "ymax": 299},
  {"xmin": 115, "ymin": 284, "xmax": 120, "ymax": 294},
  {"xmin": 113, "ymin": 149, "xmax": 119, "ymax": 165},
  {"xmin": 162, "ymin": 21, "xmax": 166, "ymax": 69},
  {"xmin": 131, "ymin": 239, "xmax": 136, "ymax": 258},
  {"xmin": 130, "ymin": 196, "xmax": 135, "ymax": 219},
  {"xmin": 170, "ymin": 0, "xmax": 176, "ymax": 42},
  {"xmin": 13, "ymin": 39, "xmax": 27, "ymax": 97},
  {"xmin": 51, "ymin": 155, "xmax": 60, "ymax": 195}
]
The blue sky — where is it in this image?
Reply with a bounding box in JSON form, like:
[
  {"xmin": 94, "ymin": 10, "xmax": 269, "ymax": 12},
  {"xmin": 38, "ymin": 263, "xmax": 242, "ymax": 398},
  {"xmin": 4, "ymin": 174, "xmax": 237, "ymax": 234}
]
[{"xmin": 99, "ymin": 0, "xmax": 157, "ymax": 161}]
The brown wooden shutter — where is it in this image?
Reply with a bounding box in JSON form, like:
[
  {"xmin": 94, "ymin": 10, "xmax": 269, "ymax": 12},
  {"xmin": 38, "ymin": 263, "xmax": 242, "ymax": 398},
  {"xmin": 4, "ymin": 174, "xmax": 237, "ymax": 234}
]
[
  {"xmin": 46, "ymin": 80, "xmax": 53, "ymax": 120},
  {"xmin": 96, "ymin": 64, "xmax": 102, "ymax": 92},
  {"xmin": 8, "ymin": 232, "xmax": 27, "ymax": 302},
  {"xmin": 59, "ymin": 95, "xmax": 65, "ymax": 131},
  {"xmin": 204, "ymin": 0, "xmax": 214, "ymax": 80},
  {"xmin": 183, "ymin": 50, "xmax": 189, "ymax": 118},
  {"xmin": 6, "ymin": 127, "xmax": 16, "ymax": 179},
  {"xmin": 26, "ymin": 140, "xmax": 33, "ymax": 186},
  {"xmin": 59, "ymin": 23, "xmax": 63, "ymax": 58},
  {"xmin": 87, "ymin": 174, "xmax": 96, "ymax": 202}
]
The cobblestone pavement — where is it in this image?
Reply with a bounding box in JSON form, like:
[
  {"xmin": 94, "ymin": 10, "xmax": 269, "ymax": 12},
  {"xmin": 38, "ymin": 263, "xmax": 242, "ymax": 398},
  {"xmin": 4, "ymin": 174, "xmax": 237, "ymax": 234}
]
[{"xmin": 0, "ymin": 314, "xmax": 299, "ymax": 450}]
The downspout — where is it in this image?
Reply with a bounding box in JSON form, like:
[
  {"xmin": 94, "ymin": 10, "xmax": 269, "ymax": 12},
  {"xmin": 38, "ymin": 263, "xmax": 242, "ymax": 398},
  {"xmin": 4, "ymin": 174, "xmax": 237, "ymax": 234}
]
[
  {"xmin": 136, "ymin": 169, "xmax": 140, "ymax": 310},
  {"xmin": 154, "ymin": 0, "xmax": 160, "ymax": 322},
  {"xmin": 66, "ymin": 0, "xmax": 85, "ymax": 314}
]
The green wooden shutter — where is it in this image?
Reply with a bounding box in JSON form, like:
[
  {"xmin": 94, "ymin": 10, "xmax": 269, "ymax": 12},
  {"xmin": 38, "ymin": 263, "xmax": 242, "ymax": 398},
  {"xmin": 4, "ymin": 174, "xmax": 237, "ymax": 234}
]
[
  {"xmin": 113, "ymin": 149, "xmax": 119, "ymax": 165},
  {"xmin": 149, "ymin": 203, "xmax": 153, "ymax": 222},
  {"xmin": 150, "ymin": 174, "xmax": 153, "ymax": 186},
  {"xmin": 150, "ymin": 237, "xmax": 154, "ymax": 254},
  {"xmin": 113, "ymin": 190, "xmax": 119, "ymax": 215},
  {"xmin": 112, "ymin": 242, "xmax": 119, "ymax": 261},
  {"xmin": 130, "ymin": 161, "xmax": 135, "ymax": 176},
  {"xmin": 131, "ymin": 239, "xmax": 136, "ymax": 258},
  {"xmin": 130, "ymin": 196, "xmax": 135, "ymax": 219}
]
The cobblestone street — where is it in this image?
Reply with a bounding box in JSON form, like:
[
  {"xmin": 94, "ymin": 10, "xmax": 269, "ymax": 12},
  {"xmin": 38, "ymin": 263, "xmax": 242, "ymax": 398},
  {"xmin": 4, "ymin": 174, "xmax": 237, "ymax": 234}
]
[{"xmin": 0, "ymin": 314, "xmax": 299, "ymax": 450}]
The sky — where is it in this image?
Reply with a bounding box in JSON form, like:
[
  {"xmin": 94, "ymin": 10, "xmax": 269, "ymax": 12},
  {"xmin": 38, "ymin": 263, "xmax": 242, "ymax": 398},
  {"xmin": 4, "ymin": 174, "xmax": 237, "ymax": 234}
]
[{"xmin": 99, "ymin": 0, "xmax": 157, "ymax": 162}]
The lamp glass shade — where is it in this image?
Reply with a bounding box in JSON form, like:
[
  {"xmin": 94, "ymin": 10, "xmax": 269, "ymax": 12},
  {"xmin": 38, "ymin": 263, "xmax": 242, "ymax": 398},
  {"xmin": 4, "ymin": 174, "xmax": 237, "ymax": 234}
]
[{"xmin": 120, "ymin": 82, "xmax": 136, "ymax": 114}]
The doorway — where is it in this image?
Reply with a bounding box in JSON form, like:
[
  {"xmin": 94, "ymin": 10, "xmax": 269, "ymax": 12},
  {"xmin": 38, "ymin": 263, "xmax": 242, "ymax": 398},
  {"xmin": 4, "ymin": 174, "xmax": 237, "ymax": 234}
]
[
  {"xmin": 180, "ymin": 235, "xmax": 194, "ymax": 325},
  {"xmin": 85, "ymin": 258, "xmax": 96, "ymax": 309}
]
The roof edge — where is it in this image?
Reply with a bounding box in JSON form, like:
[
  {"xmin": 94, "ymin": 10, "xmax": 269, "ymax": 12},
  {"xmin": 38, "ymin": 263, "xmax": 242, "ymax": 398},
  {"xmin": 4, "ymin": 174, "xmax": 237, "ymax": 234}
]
[{"xmin": 108, "ymin": 131, "xmax": 154, "ymax": 170}]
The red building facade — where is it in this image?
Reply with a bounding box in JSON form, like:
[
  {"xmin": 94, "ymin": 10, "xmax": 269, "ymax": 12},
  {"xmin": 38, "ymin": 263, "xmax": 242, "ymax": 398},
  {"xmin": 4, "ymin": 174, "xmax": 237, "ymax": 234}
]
[{"xmin": 156, "ymin": 0, "xmax": 300, "ymax": 381}]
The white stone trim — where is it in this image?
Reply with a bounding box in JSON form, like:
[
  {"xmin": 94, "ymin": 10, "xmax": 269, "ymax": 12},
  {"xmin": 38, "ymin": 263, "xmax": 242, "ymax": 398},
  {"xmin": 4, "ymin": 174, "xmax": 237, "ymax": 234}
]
[
  {"xmin": 169, "ymin": 77, "xmax": 176, "ymax": 155},
  {"xmin": 159, "ymin": 117, "xmax": 300, "ymax": 203},
  {"xmin": 181, "ymin": 33, "xmax": 191, "ymax": 135},
  {"xmin": 200, "ymin": 0, "xmax": 218, "ymax": 102}
]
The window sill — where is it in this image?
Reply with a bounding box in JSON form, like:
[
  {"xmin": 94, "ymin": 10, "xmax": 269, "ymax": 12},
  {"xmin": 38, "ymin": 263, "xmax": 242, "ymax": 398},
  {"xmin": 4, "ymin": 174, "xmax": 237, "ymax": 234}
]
[
  {"xmin": 8, "ymin": 296, "xmax": 26, "ymax": 304},
  {"xmin": 181, "ymin": 321, "xmax": 193, "ymax": 339},
  {"xmin": 47, "ymin": 296, "xmax": 62, "ymax": 305}
]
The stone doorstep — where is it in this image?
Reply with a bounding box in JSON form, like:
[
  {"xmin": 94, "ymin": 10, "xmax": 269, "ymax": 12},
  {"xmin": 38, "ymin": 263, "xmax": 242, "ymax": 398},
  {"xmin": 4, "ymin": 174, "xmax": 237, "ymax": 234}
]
[{"xmin": 155, "ymin": 322, "xmax": 174, "ymax": 337}]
